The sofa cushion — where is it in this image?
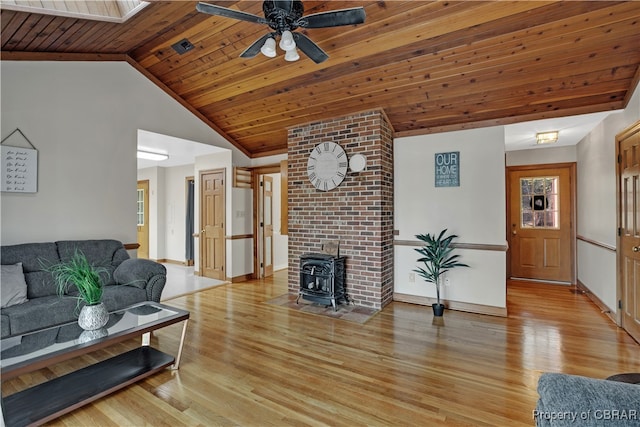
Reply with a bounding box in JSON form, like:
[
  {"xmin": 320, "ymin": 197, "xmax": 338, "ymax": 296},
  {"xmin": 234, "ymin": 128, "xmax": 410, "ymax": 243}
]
[
  {"xmin": 1, "ymin": 263, "xmax": 29, "ymax": 308},
  {"xmin": 0, "ymin": 295, "xmax": 79, "ymax": 336},
  {"xmin": 1, "ymin": 242, "xmax": 59, "ymax": 298},
  {"xmin": 56, "ymin": 240, "xmax": 129, "ymax": 286}
]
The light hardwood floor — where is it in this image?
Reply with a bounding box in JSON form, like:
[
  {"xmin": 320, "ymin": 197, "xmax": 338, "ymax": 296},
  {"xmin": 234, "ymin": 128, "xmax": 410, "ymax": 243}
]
[{"xmin": 3, "ymin": 272, "xmax": 639, "ymax": 426}]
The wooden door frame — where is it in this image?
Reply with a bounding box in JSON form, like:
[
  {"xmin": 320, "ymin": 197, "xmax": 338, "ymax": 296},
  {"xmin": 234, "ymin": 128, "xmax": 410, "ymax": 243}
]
[
  {"xmin": 505, "ymin": 162, "xmax": 577, "ymax": 284},
  {"xmin": 136, "ymin": 180, "xmax": 150, "ymax": 259},
  {"xmin": 260, "ymin": 174, "xmax": 275, "ymax": 278},
  {"xmin": 252, "ymin": 165, "xmax": 281, "ymax": 279},
  {"xmin": 615, "ymin": 120, "xmax": 640, "ymax": 327}
]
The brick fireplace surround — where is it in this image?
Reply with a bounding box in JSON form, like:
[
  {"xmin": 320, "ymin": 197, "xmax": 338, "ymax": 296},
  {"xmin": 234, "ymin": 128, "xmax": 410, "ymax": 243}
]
[{"xmin": 287, "ymin": 110, "xmax": 394, "ymax": 310}]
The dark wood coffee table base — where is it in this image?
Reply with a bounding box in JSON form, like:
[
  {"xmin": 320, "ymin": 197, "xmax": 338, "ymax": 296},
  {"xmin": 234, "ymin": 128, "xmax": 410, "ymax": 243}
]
[{"xmin": 3, "ymin": 347, "xmax": 174, "ymax": 427}]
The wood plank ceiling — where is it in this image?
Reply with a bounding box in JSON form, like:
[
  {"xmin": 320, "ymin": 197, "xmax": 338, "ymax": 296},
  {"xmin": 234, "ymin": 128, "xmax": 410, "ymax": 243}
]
[{"xmin": 2, "ymin": 1, "xmax": 640, "ymax": 158}]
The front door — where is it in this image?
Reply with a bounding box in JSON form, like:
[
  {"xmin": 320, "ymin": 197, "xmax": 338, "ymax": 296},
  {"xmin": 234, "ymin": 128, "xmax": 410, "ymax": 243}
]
[
  {"xmin": 507, "ymin": 164, "xmax": 575, "ymax": 283},
  {"xmin": 200, "ymin": 170, "xmax": 226, "ymax": 280},
  {"xmin": 136, "ymin": 180, "xmax": 149, "ymax": 259},
  {"xmin": 617, "ymin": 121, "xmax": 640, "ymax": 343}
]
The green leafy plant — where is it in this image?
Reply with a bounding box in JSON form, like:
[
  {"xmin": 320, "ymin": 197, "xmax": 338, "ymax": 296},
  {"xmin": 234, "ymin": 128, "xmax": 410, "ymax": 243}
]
[
  {"xmin": 414, "ymin": 229, "xmax": 469, "ymax": 307},
  {"xmin": 45, "ymin": 250, "xmax": 108, "ymax": 311}
]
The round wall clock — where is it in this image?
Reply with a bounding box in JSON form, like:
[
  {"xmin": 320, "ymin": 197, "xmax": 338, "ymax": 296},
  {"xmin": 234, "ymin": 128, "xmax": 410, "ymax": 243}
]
[{"xmin": 307, "ymin": 142, "xmax": 348, "ymax": 191}]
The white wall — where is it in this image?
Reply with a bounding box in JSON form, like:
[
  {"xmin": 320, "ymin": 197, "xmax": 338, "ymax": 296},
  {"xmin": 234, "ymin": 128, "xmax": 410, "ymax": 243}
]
[
  {"xmin": 576, "ymin": 84, "xmax": 640, "ymax": 311},
  {"xmin": 394, "ymin": 127, "xmax": 507, "ymax": 309},
  {"xmin": 1, "ymin": 61, "xmax": 249, "ymax": 246},
  {"xmin": 506, "ymin": 145, "xmax": 577, "ymax": 166},
  {"xmin": 163, "ymin": 164, "xmax": 193, "ymax": 262}
]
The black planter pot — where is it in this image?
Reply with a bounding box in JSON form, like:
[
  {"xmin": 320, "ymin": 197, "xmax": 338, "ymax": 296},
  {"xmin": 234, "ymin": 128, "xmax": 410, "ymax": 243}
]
[{"xmin": 432, "ymin": 303, "xmax": 445, "ymax": 317}]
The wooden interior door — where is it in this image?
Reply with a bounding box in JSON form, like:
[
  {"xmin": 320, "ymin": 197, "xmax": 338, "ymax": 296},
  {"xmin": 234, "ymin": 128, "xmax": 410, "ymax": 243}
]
[
  {"xmin": 508, "ymin": 164, "xmax": 575, "ymax": 283},
  {"xmin": 136, "ymin": 180, "xmax": 149, "ymax": 259},
  {"xmin": 261, "ymin": 175, "xmax": 274, "ymax": 278},
  {"xmin": 618, "ymin": 121, "xmax": 640, "ymax": 343},
  {"xmin": 200, "ymin": 170, "xmax": 225, "ymax": 280}
]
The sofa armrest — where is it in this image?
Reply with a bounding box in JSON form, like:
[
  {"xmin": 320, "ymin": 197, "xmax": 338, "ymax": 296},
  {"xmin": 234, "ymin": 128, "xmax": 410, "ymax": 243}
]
[
  {"xmin": 113, "ymin": 259, "xmax": 166, "ymax": 302},
  {"xmin": 535, "ymin": 373, "xmax": 640, "ymax": 426}
]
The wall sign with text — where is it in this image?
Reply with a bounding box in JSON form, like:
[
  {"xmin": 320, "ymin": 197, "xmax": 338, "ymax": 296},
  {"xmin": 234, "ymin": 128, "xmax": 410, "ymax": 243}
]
[
  {"xmin": 435, "ymin": 151, "xmax": 460, "ymax": 187},
  {"xmin": 1, "ymin": 128, "xmax": 39, "ymax": 193}
]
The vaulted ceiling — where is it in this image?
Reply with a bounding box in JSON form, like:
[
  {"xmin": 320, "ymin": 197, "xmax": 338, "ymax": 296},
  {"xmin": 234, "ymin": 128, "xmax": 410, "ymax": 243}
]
[{"xmin": 2, "ymin": 1, "xmax": 640, "ymax": 158}]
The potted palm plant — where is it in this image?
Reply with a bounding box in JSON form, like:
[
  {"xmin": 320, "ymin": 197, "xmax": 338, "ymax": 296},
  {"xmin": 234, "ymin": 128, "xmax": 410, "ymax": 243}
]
[
  {"xmin": 414, "ymin": 229, "xmax": 469, "ymax": 316},
  {"xmin": 46, "ymin": 250, "xmax": 110, "ymax": 330}
]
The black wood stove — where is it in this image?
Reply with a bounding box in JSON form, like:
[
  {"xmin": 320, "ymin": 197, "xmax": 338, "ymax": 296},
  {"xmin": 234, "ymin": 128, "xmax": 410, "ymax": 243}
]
[{"xmin": 297, "ymin": 253, "xmax": 348, "ymax": 311}]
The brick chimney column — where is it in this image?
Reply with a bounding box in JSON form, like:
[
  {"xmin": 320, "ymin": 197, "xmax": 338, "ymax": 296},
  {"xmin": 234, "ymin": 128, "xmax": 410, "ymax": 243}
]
[{"xmin": 287, "ymin": 110, "xmax": 394, "ymax": 309}]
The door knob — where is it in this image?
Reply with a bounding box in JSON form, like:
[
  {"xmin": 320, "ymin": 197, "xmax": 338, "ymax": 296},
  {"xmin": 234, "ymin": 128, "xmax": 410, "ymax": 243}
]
[
  {"xmin": 633, "ymin": 246, "xmax": 640, "ymax": 252},
  {"xmin": 512, "ymin": 230, "xmax": 517, "ymax": 235},
  {"xmin": 201, "ymin": 229, "xmax": 206, "ymax": 234}
]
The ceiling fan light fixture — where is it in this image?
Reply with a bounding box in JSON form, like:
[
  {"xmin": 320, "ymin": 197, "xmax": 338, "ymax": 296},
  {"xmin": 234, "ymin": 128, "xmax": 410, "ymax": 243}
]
[
  {"xmin": 536, "ymin": 131, "xmax": 559, "ymax": 145},
  {"xmin": 260, "ymin": 37, "xmax": 277, "ymax": 57},
  {"xmin": 197, "ymin": 1, "xmax": 366, "ymax": 64},
  {"xmin": 284, "ymin": 46, "xmax": 300, "ymax": 61},
  {"xmin": 279, "ymin": 30, "xmax": 296, "ymax": 51}
]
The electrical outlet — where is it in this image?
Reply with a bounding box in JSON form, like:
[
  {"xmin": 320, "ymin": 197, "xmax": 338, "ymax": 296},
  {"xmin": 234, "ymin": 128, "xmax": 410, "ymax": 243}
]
[
  {"xmin": 408, "ymin": 272, "xmax": 415, "ymax": 283},
  {"xmin": 445, "ymin": 277, "xmax": 451, "ymax": 286}
]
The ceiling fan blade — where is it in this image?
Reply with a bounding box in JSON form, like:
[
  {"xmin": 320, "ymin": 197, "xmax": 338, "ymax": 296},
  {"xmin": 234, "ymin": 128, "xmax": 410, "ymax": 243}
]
[
  {"xmin": 297, "ymin": 7, "xmax": 365, "ymax": 29},
  {"xmin": 239, "ymin": 33, "xmax": 274, "ymax": 58},
  {"xmin": 292, "ymin": 32, "xmax": 328, "ymax": 64},
  {"xmin": 196, "ymin": 2, "xmax": 267, "ymax": 25}
]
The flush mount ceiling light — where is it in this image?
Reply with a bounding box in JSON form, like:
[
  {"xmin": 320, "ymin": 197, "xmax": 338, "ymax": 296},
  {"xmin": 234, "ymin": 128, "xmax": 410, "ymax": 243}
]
[
  {"xmin": 536, "ymin": 131, "xmax": 559, "ymax": 145},
  {"xmin": 137, "ymin": 150, "xmax": 169, "ymax": 161}
]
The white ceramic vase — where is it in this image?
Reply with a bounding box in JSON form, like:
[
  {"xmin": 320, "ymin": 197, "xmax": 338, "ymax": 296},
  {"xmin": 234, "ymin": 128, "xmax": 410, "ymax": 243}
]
[{"xmin": 78, "ymin": 302, "xmax": 109, "ymax": 331}]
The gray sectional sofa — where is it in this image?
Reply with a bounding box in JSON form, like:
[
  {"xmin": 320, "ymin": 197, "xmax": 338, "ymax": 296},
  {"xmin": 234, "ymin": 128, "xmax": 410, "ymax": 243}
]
[
  {"xmin": 535, "ymin": 373, "xmax": 640, "ymax": 426},
  {"xmin": 1, "ymin": 239, "xmax": 166, "ymax": 338}
]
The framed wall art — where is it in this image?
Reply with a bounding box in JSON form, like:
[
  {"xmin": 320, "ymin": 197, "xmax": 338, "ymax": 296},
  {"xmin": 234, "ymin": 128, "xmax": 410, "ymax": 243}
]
[{"xmin": 1, "ymin": 128, "xmax": 38, "ymax": 193}]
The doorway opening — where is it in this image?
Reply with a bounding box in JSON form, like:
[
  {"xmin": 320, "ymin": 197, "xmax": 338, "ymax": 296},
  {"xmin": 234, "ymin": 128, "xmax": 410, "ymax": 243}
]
[
  {"xmin": 185, "ymin": 177, "xmax": 195, "ymax": 266},
  {"xmin": 506, "ymin": 163, "xmax": 576, "ymax": 285},
  {"xmin": 252, "ymin": 164, "xmax": 288, "ymax": 279},
  {"xmin": 136, "ymin": 180, "xmax": 150, "ymax": 259}
]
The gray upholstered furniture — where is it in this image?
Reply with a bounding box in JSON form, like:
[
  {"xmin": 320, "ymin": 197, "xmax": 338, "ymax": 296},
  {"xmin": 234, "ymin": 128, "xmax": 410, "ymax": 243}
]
[
  {"xmin": 1, "ymin": 239, "xmax": 166, "ymax": 338},
  {"xmin": 535, "ymin": 373, "xmax": 640, "ymax": 426}
]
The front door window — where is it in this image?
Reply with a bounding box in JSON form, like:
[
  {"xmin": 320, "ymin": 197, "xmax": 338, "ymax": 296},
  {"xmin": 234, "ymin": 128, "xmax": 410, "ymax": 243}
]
[{"xmin": 520, "ymin": 177, "xmax": 559, "ymax": 229}]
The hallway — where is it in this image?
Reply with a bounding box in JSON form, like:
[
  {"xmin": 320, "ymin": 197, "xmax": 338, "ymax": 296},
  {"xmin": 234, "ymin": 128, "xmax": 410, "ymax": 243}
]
[{"xmin": 160, "ymin": 263, "xmax": 227, "ymax": 301}]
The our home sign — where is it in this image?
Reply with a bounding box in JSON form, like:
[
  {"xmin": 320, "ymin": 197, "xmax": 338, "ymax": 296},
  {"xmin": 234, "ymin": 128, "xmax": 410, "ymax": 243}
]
[{"xmin": 435, "ymin": 151, "xmax": 460, "ymax": 187}]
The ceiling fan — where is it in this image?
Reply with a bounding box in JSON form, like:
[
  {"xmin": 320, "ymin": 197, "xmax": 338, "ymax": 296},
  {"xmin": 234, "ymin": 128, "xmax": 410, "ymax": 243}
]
[{"xmin": 196, "ymin": 1, "xmax": 366, "ymax": 63}]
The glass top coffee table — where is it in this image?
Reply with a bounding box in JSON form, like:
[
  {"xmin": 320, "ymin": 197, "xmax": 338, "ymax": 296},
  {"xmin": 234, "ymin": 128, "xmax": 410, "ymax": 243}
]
[{"xmin": 1, "ymin": 301, "xmax": 189, "ymax": 427}]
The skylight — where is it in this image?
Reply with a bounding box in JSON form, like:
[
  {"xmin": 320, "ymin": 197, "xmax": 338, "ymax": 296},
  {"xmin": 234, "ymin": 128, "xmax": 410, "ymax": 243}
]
[{"xmin": 0, "ymin": 0, "xmax": 149, "ymax": 23}]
